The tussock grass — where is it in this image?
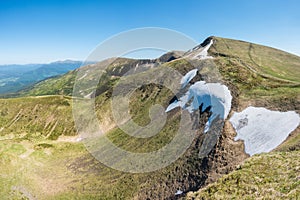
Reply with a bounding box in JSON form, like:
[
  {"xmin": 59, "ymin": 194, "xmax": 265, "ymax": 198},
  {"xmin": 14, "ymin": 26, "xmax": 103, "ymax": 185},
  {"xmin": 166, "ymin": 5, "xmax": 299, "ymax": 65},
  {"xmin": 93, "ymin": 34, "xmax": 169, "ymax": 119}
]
[{"xmin": 187, "ymin": 151, "xmax": 300, "ymax": 200}]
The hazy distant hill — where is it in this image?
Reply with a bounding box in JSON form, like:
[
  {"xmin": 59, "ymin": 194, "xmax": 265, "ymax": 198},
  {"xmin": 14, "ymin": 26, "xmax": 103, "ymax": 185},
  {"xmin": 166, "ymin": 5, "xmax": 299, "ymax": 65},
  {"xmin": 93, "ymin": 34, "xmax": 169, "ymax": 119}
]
[{"xmin": 0, "ymin": 60, "xmax": 82, "ymax": 94}]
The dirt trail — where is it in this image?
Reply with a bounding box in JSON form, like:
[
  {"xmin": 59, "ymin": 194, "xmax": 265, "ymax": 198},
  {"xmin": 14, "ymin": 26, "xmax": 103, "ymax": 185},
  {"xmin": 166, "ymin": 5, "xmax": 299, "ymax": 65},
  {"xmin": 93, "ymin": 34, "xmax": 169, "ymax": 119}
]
[
  {"xmin": 11, "ymin": 186, "xmax": 36, "ymax": 200},
  {"xmin": 7, "ymin": 109, "xmax": 23, "ymax": 128},
  {"xmin": 219, "ymin": 38, "xmax": 300, "ymax": 85},
  {"xmin": 19, "ymin": 148, "xmax": 35, "ymax": 159},
  {"xmin": 55, "ymin": 135, "xmax": 82, "ymax": 143}
]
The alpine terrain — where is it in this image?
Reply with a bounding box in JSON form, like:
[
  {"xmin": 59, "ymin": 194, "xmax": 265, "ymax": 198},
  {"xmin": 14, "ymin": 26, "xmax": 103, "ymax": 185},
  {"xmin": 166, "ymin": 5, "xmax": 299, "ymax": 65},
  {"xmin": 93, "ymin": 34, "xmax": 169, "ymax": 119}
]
[{"xmin": 0, "ymin": 36, "xmax": 299, "ymax": 199}]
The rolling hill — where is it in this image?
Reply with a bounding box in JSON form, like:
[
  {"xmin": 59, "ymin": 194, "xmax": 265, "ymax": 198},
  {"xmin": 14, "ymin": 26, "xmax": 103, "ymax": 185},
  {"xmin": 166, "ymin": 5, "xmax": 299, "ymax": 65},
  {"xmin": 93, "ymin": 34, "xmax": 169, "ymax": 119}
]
[
  {"xmin": 0, "ymin": 36, "xmax": 299, "ymax": 199},
  {"xmin": 0, "ymin": 60, "xmax": 82, "ymax": 95}
]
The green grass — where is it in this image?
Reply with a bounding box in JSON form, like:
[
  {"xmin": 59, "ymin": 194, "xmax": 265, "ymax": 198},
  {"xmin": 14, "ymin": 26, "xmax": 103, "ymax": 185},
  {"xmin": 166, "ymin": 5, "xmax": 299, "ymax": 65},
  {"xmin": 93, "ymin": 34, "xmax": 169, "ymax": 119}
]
[
  {"xmin": 211, "ymin": 39, "xmax": 300, "ymax": 113},
  {"xmin": 183, "ymin": 37, "xmax": 298, "ymax": 199},
  {"xmin": 20, "ymin": 71, "xmax": 77, "ymax": 96},
  {"xmin": 214, "ymin": 53, "xmax": 300, "ymax": 100},
  {"xmin": 0, "ymin": 58, "xmax": 210, "ymax": 199},
  {"xmin": 0, "ymin": 138, "xmax": 146, "ymax": 199},
  {"xmin": 187, "ymin": 151, "xmax": 300, "ymax": 200},
  {"xmin": 210, "ymin": 37, "xmax": 300, "ymax": 83},
  {"xmin": 17, "ymin": 57, "xmax": 150, "ymax": 98},
  {"xmin": 0, "ymin": 95, "xmax": 76, "ymax": 140},
  {"xmin": 0, "ymin": 36, "xmax": 299, "ymax": 199}
]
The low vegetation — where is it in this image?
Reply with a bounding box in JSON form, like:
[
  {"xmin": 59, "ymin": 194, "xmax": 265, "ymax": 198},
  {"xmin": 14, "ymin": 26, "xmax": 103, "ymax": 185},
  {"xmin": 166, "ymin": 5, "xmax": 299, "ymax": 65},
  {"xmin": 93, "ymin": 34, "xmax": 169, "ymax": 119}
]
[
  {"xmin": 0, "ymin": 37, "xmax": 299, "ymax": 199},
  {"xmin": 186, "ymin": 150, "xmax": 300, "ymax": 200}
]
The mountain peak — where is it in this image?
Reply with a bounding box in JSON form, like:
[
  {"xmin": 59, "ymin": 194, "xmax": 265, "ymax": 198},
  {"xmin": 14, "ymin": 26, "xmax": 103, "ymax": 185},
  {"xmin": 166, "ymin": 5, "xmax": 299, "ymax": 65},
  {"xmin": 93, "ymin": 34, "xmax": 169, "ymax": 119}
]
[{"xmin": 200, "ymin": 36, "xmax": 215, "ymax": 47}]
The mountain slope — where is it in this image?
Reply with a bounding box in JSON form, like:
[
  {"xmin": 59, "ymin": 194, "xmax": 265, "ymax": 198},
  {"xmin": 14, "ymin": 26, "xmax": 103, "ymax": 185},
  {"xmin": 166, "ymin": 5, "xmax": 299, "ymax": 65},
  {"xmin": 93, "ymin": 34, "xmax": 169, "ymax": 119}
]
[
  {"xmin": 0, "ymin": 60, "xmax": 82, "ymax": 95},
  {"xmin": 186, "ymin": 150, "xmax": 300, "ymax": 200},
  {"xmin": 209, "ymin": 37, "xmax": 300, "ymax": 83},
  {"xmin": 17, "ymin": 53, "xmax": 184, "ymax": 97},
  {"xmin": 0, "ymin": 95, "xmax": 76, "ymax": 140},
  {"xmin": 19, "ymin": 37, "xmax": 300, "ymax": 103},
  {"xmin": 0, "ymin": 64, "xmax": 41, "ymax": 79},
  {"xmin": 0, "ymin": 36, "xmax": 299, "ymax": 199}
]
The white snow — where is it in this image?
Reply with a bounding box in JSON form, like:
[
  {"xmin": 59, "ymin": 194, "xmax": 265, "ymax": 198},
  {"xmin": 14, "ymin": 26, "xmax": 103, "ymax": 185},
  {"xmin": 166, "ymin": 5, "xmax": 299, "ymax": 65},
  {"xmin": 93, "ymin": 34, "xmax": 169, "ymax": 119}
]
[
  {"xmin": 165, "ymin": 100, "xmax": 181, "ymax": 112},
  {"xmin": 166, "ymin": 69, "xmax": 232, "ymax": 133},
  {"xmin": 175, "ymin": 190, "xmax": 183, "ymax": 195},
  {"xmin": 195, "ymin": 39, "xmax": 214, "ymax": 60},
  {"xmin": 230, "ymin": 107, "xmax": 300, "ymax": 156},
  {"xmin": 180, "ymin": 69, "xmax": 198, "ymax": 88}
]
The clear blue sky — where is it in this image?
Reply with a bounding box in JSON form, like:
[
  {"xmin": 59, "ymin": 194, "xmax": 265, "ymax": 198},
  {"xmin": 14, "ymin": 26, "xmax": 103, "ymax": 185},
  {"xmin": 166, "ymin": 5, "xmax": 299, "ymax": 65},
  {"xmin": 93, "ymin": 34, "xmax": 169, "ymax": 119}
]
[{"xmin": 1, "ymin": 0, "xmax": 299, "ymax": 64}]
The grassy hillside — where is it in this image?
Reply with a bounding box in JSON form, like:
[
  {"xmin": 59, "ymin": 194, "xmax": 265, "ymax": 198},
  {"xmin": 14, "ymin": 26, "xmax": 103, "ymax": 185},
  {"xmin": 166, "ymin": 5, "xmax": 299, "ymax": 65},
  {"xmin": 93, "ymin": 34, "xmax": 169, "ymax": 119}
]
[
  {"xmin": 0, "ymin": 59, "xmax": 221, "ymax": 199},
  {"xmin": 0, "ymin": 95, "xmax": 76, "ymax": 140},
  {"xmin": 17, "ymin": 58, "xmax": 148, "ymax": 97},
  {"xmin": 186, "ymin": 150, "xmax": 300, "ymax": 200},
  {"xmin": 18, "ymin": 71, "xmax": 77, "ymax": 96},
  {"xmin": 186, "ymin": 37, "xmax": 300, "ymax": 199},
  {"xmin": 0, "ymin": 36, "xmax": 299, "ymax": 199},
  {"xmin": 186, "ymin": 128, "xmax": 300, "ymax": 200},
  {"xmin": 209, "ymin": 37, "xmax": 300, "ymax": 83},
  {"xmin": 209, "ymin": 37, "xmax": 300, "ymax": 102},
  {"xmin": 17, "ymin": 54, "xmax": 184, "ymax": 98},
  {"xmin": 19, "ymin": 37, "xmax": 300, "ymax": 106}
]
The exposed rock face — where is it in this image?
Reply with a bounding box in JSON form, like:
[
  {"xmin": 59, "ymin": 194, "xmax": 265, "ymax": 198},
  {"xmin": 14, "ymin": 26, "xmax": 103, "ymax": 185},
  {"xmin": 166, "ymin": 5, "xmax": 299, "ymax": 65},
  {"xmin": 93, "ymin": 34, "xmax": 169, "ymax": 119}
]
[
  {"xmin": 157, "ymin": 51, "xmax": 184, "ymax": 63},
  {"xmin": 200, "ymin": 36, "xmax": 214, "ymax": 47}
]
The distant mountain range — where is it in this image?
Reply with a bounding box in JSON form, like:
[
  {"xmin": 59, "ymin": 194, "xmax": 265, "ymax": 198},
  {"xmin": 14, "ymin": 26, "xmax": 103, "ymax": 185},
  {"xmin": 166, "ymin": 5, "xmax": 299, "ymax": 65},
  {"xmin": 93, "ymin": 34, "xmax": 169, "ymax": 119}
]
[{"xmin": 0, "ymin": 60, "xmax": 83, "ymax": 94}]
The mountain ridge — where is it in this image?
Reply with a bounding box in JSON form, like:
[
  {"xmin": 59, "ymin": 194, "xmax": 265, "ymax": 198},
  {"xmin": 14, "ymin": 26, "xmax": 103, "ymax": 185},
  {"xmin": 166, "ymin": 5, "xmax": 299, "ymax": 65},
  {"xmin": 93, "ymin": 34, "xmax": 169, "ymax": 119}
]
[
  {"xmin": 0, "ymin": 36, "xmax": 299, "ymax": 199},
  {"xmin": 0, "ymin": 60, "xmax": 83, "ymax": 95}
]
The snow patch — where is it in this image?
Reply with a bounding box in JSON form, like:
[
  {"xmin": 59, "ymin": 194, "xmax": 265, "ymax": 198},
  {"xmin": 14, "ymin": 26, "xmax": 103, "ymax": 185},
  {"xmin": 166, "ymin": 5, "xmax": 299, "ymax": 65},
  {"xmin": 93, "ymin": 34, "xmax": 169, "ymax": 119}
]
[
  {"xmin": 180, "ymin": 69, "xmax": 198, "ymax": 88},
  {"xmin": 195, "ymin": 39, "xmax": 214, "ymax": 59},
  {"xmin": 230, "ymin": 107, "xmax": 300, "ymax": 156},
  {"xmin": 175, "ymin": 190, "xmax": 183, "ymax": 195},
  {"xmin": 166, "ymin": 69, "xmax": 232, "ymax": 133}
]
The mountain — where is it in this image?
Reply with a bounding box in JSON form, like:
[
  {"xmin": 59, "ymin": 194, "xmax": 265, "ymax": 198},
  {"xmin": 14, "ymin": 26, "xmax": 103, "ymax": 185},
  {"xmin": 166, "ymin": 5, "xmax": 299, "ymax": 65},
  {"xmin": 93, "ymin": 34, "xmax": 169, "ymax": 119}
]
[
  {"xmin": 0, "ymin": 64, "xmax": 42, "ymax": 78},
  {"xmin": 187, "ymin": 149, "xmax": 300, "ymax": 199},
  {"xmin": 0, "ymin": 60, "xmax": 82, "ymax": 95},
  {"xmin": 17, "ymin": 53, "xmax": 184, "ymax": 97},
  {"xmin": 0, "ymin": 64, "xmax": 41, "ymax": 87},
  {"xmin": 0, "ymin": 37, "xmax": 299, "ymax": 199}
]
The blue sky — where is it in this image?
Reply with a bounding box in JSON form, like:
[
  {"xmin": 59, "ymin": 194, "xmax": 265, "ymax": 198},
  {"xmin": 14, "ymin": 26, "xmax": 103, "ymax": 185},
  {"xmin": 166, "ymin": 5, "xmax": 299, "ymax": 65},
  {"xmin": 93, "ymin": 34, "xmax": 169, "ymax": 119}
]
[{"xmin": 0, "ymin": 0, "xmax": 299, "ymax": 64}]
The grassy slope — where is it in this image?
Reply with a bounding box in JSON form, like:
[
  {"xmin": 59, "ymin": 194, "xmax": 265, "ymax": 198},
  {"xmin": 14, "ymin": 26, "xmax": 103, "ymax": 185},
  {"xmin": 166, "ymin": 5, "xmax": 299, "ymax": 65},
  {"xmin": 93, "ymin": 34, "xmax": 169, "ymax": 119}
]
[
  {"xmin": 17, "ymin": 57, "xmax": 148, "ymax": 97},
  {"xmin": 0, "ymin": 37, "xmax": 299, "ymax": 199},
  {"xmin": 19, "ymin": 71, "xmax": 76, "ymax": 96},
  {"xmin": 0, "ymin": 59, "xmax": 208, "ymax": 199},
  {"xmin": 186, "ymin": 37, "xmax": 300, "ymax": 199},
  {"xmin": 0, "ymin": 94, "xmax": 144, "ymax": 199},
  {"xmin": 211, "ymin": 36, "xmax": 300, "ymax": 147},
  {"xmin": 0, "ymin": 138, "xmax": 149, "ymax": 199},
  {"xmin": 210, "ymin": 37, "xmax": 300, "ymax": 83},
  {"xmin": 1, "ymin": 83, "xmax": 146, "ymax": 199},
  {"xmin": 186, "ymin": 151, "xmax": 300, "ymax": 200},
  {"xmin": 0, "ymin": 95, "xmax": 76, "ymax": 140},
  {"xmin": 210, "ymin": 37, "xmax": 300, "ymax": 99}
]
